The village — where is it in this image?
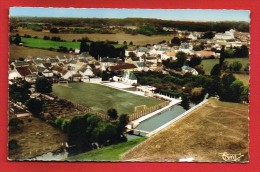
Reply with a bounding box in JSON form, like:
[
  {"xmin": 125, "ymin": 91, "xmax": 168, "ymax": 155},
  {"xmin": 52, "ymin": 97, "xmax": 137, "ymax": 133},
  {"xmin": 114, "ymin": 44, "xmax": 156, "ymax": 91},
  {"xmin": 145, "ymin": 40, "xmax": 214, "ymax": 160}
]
[{"xmin": 8, "ymin": 13, "xmax": 250, "ymax": 162}]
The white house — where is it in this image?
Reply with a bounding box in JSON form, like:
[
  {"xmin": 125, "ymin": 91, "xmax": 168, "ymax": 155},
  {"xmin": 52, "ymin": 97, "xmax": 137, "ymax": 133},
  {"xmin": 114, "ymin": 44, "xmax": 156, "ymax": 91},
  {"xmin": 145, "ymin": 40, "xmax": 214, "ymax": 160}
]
[{"xmin": 122, "ymin": 71, "xmax": 137, "ymax": 85}]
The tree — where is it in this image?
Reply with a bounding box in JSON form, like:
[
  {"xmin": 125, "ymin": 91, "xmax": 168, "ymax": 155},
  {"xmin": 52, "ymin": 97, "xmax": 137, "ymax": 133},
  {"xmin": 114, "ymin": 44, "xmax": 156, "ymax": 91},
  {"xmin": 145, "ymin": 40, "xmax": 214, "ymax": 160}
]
[
  {"xmin": 219, "ymin": 46, "xmax": 225, "ymax": 67},
  {"xmin": 50, "ymin": 28, "xmax": 59, "ymax": 33},
  {"xmin": 80, "ymin": 39, "xmax": 89, "ymax": 53},
  {"xmin": 234, "ymin": 45, "xmax": 249, "ymax": 57},
  {"xmin": 101, "ymin": 71, "xmax": 110, "ymax": 81},
  {"xmin": 201, "ymin": 31, "xmax": 215, "ymax": 39},
  {"xmin": 35, "ymin": 77, "xmax": 52, "ymax": 93},
  {"xmin": 171, "ymin": 37, "xmax": 181, "ymax": 46},
  {"xmin": 241, "ymin": 86, "xmax": 249, "ymax": 103},
  {"xmin": 25, "ymin": 98, "xmax": 43, "ymax": 117},
  {"xmin": 230, "ymin": 61, "xmax": 242, "ymax": 72},
  {"xmin": 8, "ymin": 139, "xmax": 19, "ymax": 151},
  {"xmin": 107, "ymin": 108, "xmax": 118, "ymax": 120},
  {"xmin": 188, "ymin": 56, "xmax": 202, "ymax": 68},
  {"xmin": 13, "ymin": 34, "xmax": 21, "ymax": 45},
  {"xmin": 230, "ymin": 80, "xmax": 244, "ymax": 102},
  {"xmin": 176, "ymin": 52, "xmax": 186, "ymax": 69},
  {"xmin": 9, "ymin": 118, "xmax": 24, "ymax": 131},
  {"xmin": 210, "ymin": 64, "xmax": 221, "ymax": 76}
]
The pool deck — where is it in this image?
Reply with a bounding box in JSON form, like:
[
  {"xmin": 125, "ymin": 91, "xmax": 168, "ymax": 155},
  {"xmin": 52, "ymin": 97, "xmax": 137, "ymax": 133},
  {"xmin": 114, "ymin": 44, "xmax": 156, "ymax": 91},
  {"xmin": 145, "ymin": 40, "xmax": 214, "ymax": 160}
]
[{"xmin": 127, "ymin": 97, "xmax": 182, "ymax": 129}]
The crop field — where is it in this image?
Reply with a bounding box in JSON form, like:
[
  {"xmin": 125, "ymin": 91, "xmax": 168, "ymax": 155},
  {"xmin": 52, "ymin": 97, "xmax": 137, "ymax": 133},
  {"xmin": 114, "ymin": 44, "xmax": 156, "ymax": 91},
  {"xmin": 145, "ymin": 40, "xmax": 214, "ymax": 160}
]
[
  {"xmin": 202, "ymin": 58, "xmax": 249, "ymax": 85},
  {"xmin": 121, "ymin": 98, "xmax": 248, "ymax": 162},
  {"xmin": 52, "ymin": 83, "xmax": 163, "ymax": 115},
  {"xmin": 15, "ymin": 28, "xmax": 174, "ymax": 45},
  {"xmin": 9, "ymin": 44, "xmax": 69, "ymax": 60},
  {"xmin": 8, "ymin": 116, "xmax": 67, "ymax": 160}
]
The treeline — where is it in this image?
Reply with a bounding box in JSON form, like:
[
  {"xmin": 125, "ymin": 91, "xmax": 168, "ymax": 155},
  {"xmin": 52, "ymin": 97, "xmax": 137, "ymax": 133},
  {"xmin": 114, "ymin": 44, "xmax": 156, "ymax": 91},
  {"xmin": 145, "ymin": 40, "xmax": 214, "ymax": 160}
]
[{"xmin": 10, "ymin": 17, "xmax": 249, "ymax": 33}]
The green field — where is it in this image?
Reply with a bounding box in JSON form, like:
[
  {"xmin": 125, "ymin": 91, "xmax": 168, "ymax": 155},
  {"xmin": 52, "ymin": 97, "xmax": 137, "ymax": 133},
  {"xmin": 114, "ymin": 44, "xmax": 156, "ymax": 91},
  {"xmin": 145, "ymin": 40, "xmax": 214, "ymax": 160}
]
[
  {"xmin": 66, "ymin": 137, "xmax": 145, "ymax": 161},
  {"xmin": 52, "ymin": 83, "xmax": 162, "ymax": 115},
  {"xmin": 201, "ymin": 58, "xmax": 249, "ymax": 85},
  {"xmin": 21, "ymin": 37, "xmax": 80, "ymax": 49},
  {"xmin": 202, "ymin": 58, "xmax": 249, "ymax": 75},
  {"xmin": 19, "ymin": 37, "xmax": 125, "ymax": 50}
]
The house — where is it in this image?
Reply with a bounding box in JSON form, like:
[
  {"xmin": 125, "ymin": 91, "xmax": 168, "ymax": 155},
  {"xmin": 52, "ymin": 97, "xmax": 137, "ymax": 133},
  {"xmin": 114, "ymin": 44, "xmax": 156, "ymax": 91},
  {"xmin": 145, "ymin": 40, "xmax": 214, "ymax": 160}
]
[
  {"xmin": 62, "ymin": 70, "xmax": 76, "ymax": 80},
  {"xmin": 11, "ymin": 61, "xmax": 29, "ymax": 68},
  {"xmin": 161, "ymin": 51, "xmax": 177, "ymax": 60},
  {"xmin": 122, "ymin": 71, "xmax": 137, "ymax": 85},
  {"xmin": 51, "ymin": 65, "xmax": 68, "ymax": 76},
  {"xmin": 181, "ymin": 65, "xmax": 198, "ymax": 75},
  {"xmin": 100, "ymin": 58, "xmax": 120, "ymax": 71},
  {"xmin": 108, "ymin": 63, "xmax": 137, "ymax": 72},
  {"xmin": 196, "ymin": 50, "xmax": 217, "ymax": 59},
  {"xmin": 214, "ymin": 29, "xmax": 235, "ymax": 40},
  {"xmin": 179, "ymin": 43, "xmax": 193, "ymax": 53},
  {"xmin": 125, "ymin": 47, "xmax": 137, "ymax": 57},
  {"xmin": 133, "ymin": 61, "xmax": 145, "ymax": 71},
  {"xmin": 37, "ymin": 66, "xmax": 53, "ymax": 77},
  {"xmin": 56, "ymin": 55, "xmax": 67, "ymax": 63},
  {"xmin": 136, "ymin": 47, "xmax": 149, "ymax": 57},
  {"xmin": 79, "ymin": 65, "xmax": 94, "ymax": 78},
  {"xmin": 188, "ymin": 33, "xmax": 197, "ymax": 40}
]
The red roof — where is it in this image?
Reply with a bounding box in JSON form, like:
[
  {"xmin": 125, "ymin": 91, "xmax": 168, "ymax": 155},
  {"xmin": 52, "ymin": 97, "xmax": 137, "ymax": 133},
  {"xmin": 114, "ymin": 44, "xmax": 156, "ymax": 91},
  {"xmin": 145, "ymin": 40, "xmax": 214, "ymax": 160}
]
[
  {"xmin": 16, "ymin": 67, "xmax": 32, "ymax": 76},
  {"xmin": 109, "ymin": 63, "xmax": 137, "ymax": 71}
]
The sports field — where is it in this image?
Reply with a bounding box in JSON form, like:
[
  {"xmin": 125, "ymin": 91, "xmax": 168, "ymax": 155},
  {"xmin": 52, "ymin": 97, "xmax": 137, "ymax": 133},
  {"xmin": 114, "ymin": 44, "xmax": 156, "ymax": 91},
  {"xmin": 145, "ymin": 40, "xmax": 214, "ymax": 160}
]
[
  {"xmin": 121, "ymin": 98, "xmax": 248, "ymax": 162},
  {"xmin": 52, "ymin": 83, "xmax": 162, "ymax": 115}
]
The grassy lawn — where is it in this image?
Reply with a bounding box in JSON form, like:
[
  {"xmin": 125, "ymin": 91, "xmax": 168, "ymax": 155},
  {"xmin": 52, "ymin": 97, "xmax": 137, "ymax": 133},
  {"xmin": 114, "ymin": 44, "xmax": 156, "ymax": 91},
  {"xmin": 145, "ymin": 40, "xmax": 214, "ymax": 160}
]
[
  {"xmin": 201, "ymin": 58, "xmax": 249, "ymax": 85},
  {"xmin": 66, "ymin": 137, "xmax": 146, "ymax": 161},
  {"xmin": 21, "ymin": 37, "xmax": 80, "ymax": 50},
  {"xmin": 52, "ymin": 83, "xmax": 162, "ymax": 115},
  {"xmin": 122, "ymin": 98, "xmax": 248, "ymax": 162}
]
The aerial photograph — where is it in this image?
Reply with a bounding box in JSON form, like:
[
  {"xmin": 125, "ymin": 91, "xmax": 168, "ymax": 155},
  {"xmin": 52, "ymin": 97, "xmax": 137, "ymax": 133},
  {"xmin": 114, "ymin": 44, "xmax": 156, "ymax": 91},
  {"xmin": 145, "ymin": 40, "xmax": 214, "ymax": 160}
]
[{"xmin": 8, "ymin": 8, "xmax": 249, "ymax": 162}]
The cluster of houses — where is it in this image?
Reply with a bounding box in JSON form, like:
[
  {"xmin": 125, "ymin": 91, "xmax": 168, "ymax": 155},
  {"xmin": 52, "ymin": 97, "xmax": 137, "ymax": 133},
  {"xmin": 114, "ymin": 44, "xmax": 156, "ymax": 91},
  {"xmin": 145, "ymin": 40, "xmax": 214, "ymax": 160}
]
[
  {"xmin": 124, "ymin": 29, "xmax": 249, "ymax": 75},
  {"xmin": 9, "ymin": 29, "xmax": 250, "ymax": 84}
]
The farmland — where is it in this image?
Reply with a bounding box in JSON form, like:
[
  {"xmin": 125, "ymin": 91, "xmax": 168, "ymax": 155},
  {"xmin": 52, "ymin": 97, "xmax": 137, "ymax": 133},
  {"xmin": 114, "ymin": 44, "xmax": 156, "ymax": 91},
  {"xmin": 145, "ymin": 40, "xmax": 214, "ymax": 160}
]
[
  {"xmin": 15, "ymin": 28, "xmax": 174, "ymax": 45},
  {"xmin": 52, "ymin": 83, "xmax": 163, "ymax": 115},
  {"xmin": 9, "ymin": 45, "xmax": 69, "ymax": 60},
  {"xmin": 121, "ymin": 98, "xmax": 248, "ymax": 162}
]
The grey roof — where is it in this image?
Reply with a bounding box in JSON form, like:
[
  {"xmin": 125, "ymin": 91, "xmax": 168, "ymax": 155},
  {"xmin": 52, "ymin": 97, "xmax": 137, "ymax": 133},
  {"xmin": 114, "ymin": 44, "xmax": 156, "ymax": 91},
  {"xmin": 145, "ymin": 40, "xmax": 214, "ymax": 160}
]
[{"xmin": 13, "ymin": 61, "xmax": 29, "ymax": 67}]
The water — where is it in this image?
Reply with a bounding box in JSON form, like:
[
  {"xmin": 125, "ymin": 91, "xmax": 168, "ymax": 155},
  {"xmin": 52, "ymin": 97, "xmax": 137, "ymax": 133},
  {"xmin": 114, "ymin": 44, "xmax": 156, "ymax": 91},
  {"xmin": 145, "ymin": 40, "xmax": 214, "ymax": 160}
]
[
  {"xmin": 30, "ymin": 149, "xmax": 69, "ymax": 161},
  {"xmin": 135, "ymin": 104, "xmax": 194, "ymax": 132}
]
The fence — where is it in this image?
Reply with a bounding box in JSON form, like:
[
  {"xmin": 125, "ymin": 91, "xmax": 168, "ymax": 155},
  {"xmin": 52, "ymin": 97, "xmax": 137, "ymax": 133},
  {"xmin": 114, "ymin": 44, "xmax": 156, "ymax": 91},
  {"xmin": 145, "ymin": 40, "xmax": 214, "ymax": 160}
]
[
  {"xmin": 73, "ymin": 103, "xmax": 109, "ymax": 121},
  {"xmin": 129, "ymin": 101, "xmax": 170, "ymax": 121}
]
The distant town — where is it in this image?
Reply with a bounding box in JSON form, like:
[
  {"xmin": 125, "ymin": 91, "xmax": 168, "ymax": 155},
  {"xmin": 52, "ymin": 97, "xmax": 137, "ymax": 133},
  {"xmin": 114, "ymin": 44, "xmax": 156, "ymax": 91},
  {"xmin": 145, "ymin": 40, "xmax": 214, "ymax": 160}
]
[{"xmin": 8, "ymin": 12, "xmax": 249, "ymax": 162}]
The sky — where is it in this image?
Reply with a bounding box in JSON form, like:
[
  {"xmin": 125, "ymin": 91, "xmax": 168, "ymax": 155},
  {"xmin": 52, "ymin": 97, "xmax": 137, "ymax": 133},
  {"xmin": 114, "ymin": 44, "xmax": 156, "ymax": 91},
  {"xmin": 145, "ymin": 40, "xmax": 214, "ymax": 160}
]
[{"xmin": 10, "ymin": 8, "xmax": 250, "ymax": 22}]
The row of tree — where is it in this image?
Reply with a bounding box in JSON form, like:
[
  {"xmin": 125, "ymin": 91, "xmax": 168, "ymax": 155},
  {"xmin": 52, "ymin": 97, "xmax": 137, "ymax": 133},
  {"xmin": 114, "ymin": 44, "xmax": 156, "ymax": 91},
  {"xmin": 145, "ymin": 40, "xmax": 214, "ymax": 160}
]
[{"xmin": 10, "ymin": 17, "xmax": 249, "ymax": 33}]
